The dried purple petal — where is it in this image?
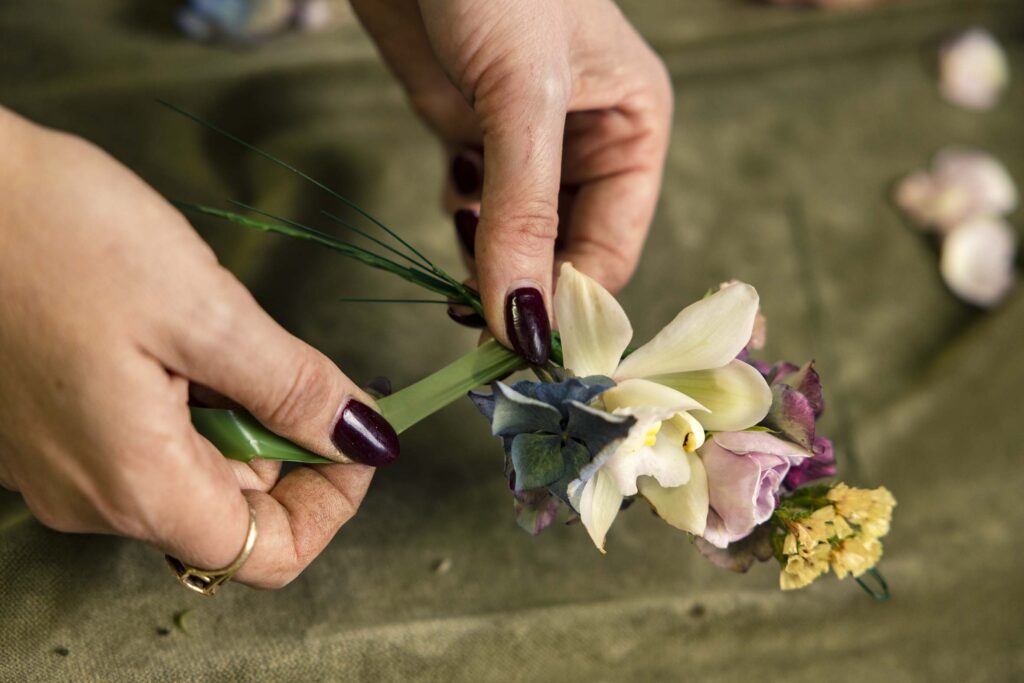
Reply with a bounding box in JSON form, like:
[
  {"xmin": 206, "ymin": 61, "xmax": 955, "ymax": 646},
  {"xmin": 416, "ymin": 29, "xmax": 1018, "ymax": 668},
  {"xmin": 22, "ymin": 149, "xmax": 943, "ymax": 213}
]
[
  {"xmin": 513, "ymin": 489, "xmax": 561, "ymax": 535},
  {"xmin": 784, "ymin": 436, "xmax": 837, "ymax": 490},
  {"xmin": 695, "ymin": 523, "xmax": 774, "ymax": 573},
  {"xmin": 762, "ymin": 383, "xmax": 816, "ymax": 450}
]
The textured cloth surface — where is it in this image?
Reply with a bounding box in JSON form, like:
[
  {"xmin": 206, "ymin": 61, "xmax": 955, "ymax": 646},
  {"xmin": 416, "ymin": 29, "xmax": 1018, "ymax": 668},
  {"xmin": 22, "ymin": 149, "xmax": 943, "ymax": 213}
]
[{"xmin": 1, "ymin": 1, "xmax": 1023, "ymax": 680}]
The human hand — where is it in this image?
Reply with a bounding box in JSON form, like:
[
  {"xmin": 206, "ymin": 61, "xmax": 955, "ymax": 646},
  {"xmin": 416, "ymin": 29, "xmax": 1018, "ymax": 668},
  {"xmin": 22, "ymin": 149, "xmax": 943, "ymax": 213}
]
[
  {"xmin": 0, "ymin": 107, "xmax": 398, "ymax": 589},
  {"xmin": 352, "ymin": 0, "xmax": 673, "ymax": 363}
]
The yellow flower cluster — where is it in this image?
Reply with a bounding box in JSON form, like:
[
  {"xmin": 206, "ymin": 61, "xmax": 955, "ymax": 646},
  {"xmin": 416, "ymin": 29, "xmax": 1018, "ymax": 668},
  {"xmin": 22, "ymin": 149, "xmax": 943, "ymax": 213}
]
[
  {"xmin": 827, "ymin": 483, "xmax": 896, "ymax": 539},
  {"xmin": 779, "ymin": 484, "xmax": 895, "ymax": 590}
]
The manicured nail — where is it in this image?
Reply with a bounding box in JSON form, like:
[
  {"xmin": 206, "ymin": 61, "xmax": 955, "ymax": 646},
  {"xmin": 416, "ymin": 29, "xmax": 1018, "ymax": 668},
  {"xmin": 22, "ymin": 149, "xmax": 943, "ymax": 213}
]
[
  {"xmin": 451, "ymin": 149, "xmax": 483, "ymax": 195},
  {"xmin": 330, "ymin": 400, "xmax": 400, "ymax": 467},
  {"xmin": 504, "ymin": 286, "xmax": 551, "ymax": 366},
  {"xmin": 447, "ymin": 303, "xmax": 486, "ymax": 328},
  {"xmin": 454, "ymin": 208, "xmax": 479, "ymax": 257}
]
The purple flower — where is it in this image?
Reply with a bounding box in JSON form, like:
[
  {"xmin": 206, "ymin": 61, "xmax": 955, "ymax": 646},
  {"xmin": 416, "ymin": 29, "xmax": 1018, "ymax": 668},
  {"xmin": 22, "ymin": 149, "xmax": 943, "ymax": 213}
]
[
  {"xmin": 700, "ymin": 432, "xmax": 810, "ymax": 549},
  {"xmin": 752, "ymin": 361, "xmax": 824, "ymax": 451},
  {"xmin": 784, "ymin": 436, "xmax": 837, "ymax": 490}
]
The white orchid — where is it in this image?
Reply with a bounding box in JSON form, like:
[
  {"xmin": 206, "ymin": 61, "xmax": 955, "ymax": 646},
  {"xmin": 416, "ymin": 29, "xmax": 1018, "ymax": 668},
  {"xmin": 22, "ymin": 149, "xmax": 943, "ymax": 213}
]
[{"xmin": 554, "ymin": 263, "xmax": 773, "ymax": 551}]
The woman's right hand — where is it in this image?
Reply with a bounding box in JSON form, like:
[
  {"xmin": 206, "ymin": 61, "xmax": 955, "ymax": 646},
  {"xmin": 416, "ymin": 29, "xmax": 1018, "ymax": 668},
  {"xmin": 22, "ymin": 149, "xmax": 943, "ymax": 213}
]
[{"xmin": 0, "ymin": 107, "xmax": 397, "ymax": 588}]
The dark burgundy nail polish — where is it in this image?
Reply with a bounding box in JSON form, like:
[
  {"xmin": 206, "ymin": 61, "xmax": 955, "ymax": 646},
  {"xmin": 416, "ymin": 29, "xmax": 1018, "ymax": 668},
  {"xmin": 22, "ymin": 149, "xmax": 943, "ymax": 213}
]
[
  {"xmin": 451, "ymin": 150, "xmax": 483, "ymax": 195},
  {"xmin": 447, "ymin": 303, "xmax": 486, "ymax": 328},
  {"xmin": 504, "ymin": 286, "xmax": 551, "ymax": 366},
  {"xmin": 330, "ymin": 400, "xmax": 400, "ymax": 467},
  {"xmin": 454, "ymin": 209, "xmax": 479, "ymax": 257}
]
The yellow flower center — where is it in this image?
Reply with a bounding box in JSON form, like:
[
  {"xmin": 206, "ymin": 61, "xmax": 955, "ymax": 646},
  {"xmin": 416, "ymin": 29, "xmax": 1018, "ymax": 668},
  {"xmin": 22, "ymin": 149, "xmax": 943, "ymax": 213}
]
[
  {"xmin": 642, "ymin": 421, "xmax": 662, "ymax": 447},
  {"xmin": 682, "ymin": 430, "xmax": 696, "ymax": 453}
]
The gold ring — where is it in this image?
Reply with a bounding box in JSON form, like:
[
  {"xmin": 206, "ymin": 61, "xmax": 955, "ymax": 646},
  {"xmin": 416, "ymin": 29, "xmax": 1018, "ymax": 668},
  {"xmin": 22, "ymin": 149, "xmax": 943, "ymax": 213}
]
[{"xmin": 165, "ymin": 501, "xmax": 257, "ymax": 596}]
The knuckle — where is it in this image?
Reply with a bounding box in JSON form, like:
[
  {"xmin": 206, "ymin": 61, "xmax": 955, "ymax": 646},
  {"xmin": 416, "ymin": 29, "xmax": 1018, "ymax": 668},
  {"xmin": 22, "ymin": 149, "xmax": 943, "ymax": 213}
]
[
  {"xmin": 264, "ymin": 350, "xmax": 335, "ymax": 430},
  {"xmin": 492, "ymin": 206, "xmax": 560, "ymax": 259},
  {"xmin": 475, "ymin": 57, "xmax": 570, "ymax": 119},
  {"xmin": 530, "ymin": 71, "xmax": 572, "ymax": 111},
  {"xmin": 186, "ymin": 270, "xmax": 248, "ymax": 352}
]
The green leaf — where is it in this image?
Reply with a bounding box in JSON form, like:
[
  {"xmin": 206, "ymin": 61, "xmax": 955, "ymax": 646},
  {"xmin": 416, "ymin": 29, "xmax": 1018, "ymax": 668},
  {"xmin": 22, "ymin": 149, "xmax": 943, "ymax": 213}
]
[
  {"xmin": 511, "ymin": 433, "xmax": 566, "ymax": 490},
  {"xmin": 543, "ymin": 439, "xmax": 593, "ymax": 504},
  {"xmin": 378, "ymin": 339, "xmax": 524, "ymax": 434},
  {"xmin": 190, "ymin": 408, "xmax": 332, "ymax": 464}
]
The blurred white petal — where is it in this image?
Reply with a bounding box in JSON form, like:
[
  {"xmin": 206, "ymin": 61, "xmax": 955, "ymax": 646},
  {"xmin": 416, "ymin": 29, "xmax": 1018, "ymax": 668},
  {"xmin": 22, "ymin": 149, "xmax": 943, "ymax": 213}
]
[
  {"xmin": 939, "ymin": 28, "xmax": 1010, "ymax": 111},
  {"xmin": 940, "ymin": 216, "xmax": 1017, "ymax": 307},
  {"xmin": 554, "ymin": 262, "xmax": 633, "ymax": 378},
  {"xmin": 895, "ymin": 147, "xmax": 1017, "ymax": 232},
  {"xmin": 933, "ymin": 147, "xmax": 1018, "ymax": 218}
]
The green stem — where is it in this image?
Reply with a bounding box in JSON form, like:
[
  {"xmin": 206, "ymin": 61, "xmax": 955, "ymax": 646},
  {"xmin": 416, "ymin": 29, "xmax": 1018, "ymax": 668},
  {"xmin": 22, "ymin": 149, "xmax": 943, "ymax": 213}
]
[
  {"xmin": 377, "ymin": 339, "xmax": 524, "ymax": 434},
  {"xmin": 192, "ymin": 339, "xmax": 524, "ymax": 464}
]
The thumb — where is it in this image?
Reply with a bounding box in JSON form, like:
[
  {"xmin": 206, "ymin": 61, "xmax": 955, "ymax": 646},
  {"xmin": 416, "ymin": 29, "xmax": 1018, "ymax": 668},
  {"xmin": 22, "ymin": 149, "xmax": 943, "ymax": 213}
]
[{"xmin": 164, "ymin": 271, "xmax": 399, "ymax": 467}]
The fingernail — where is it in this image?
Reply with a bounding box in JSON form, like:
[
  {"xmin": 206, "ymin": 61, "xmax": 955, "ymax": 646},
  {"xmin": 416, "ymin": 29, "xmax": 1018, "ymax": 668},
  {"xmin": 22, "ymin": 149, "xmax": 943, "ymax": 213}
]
[
  {"xmin": 330, "ymin": 400, "xmax": 400, "ymax": 467},
  {"xmin": 454, "ymin": 209, "xmax": 479, "ymax": 257},
  {"xmin": 504, "ymin": 286, "xmax": 551, "ymax": 366},
  {"xmin": 447, "ymin": 303, "xmax": 486, "ymax": 328},
  {"xmin": 451, "ymin": 149, "xmax": 483, "ymax": 195}
]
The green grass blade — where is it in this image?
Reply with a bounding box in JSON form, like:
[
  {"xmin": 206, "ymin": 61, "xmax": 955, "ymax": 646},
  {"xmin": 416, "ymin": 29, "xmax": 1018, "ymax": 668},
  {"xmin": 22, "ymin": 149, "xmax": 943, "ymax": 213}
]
[
  {"xmin": 158, "ymin": 100, "xmax": 436, "ymax": 270},
  {"xmin": 339, "ymin": 297, "xmax": 451, "ymax": 304},
  {"xmin": 320, "ymin": 209, "xmax": 435, "ymax": 275},
  {"xmin": 176, "ymin": 202, "xmax": 463, "ymax": 299}
]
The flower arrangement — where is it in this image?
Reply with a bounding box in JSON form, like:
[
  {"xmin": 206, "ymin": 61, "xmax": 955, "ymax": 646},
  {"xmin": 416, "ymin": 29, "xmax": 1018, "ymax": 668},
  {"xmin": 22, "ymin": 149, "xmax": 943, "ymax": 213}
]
[{"xmin": 168, "ymin": 103, "xmax": 894, "ymax": 599}]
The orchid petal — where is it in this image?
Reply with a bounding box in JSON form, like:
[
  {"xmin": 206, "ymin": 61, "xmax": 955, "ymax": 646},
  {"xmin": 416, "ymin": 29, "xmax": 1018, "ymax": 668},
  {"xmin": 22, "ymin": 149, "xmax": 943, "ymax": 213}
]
[
  {"xmin": 603, "ymin": 425, "xmax": 691, "ymax": 496},
  {"xmin": 637, "ymin": 452, "xmax": 709, "ymax": 535},
  {"xmin": 601, "ymin": 378, "xmax": 709, "ymax": 414},
  {"xmin": 577, "ymin": 469, "xmax": 623, "ymax": 553},
  {"xmin": 650, "ymin": 360, "xmax": 772, "ymax": 431},
  {"xmin": 554, "ymin": 262, "xmax": 633, "ymax": 377},
  {"xmin": 614, "ymin": 282, "xmax": 759, "ymax": 379},
  {"xmin": 673, "ymin": 411, "xmax": 706, "ymax": 453}
]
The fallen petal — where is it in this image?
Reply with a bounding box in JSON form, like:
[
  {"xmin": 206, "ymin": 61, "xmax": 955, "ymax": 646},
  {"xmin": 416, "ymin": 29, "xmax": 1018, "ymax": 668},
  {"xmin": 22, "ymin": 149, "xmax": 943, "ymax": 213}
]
[
  {"xmin": 939, "ymin": 28, "xmax": 1010, "ymax": 111},
  {"xmin": 940, "ymin": 216, "xmax": 1017, "ymax": 307}
]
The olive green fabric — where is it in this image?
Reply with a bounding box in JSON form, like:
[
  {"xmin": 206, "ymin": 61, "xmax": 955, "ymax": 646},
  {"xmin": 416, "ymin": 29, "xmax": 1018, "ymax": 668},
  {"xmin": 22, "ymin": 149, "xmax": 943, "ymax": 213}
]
[{"xmin": 2, "ymin": 1, "xmax": 1023, "ymax": 680}]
